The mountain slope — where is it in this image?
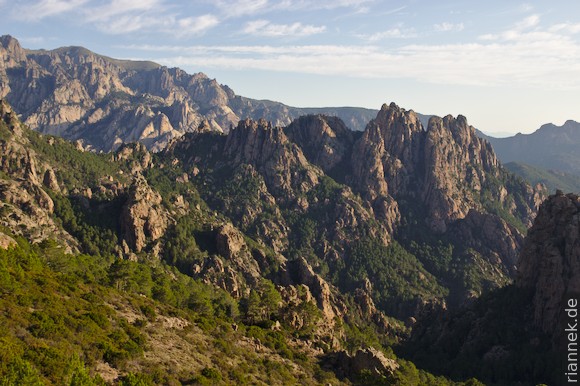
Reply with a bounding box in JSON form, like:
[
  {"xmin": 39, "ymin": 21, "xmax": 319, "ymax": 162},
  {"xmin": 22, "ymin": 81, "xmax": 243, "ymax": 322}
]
[
  {"xmin": 1, "ymin": 98, "xmax": 473, "ymax": 385},
  {"xmin": 504, "ymin": 161, "xmax": 580, "ymax": 194},
  {"xmin": 0, "ymin": 35, "xmax": 375, "ymax": 152},
  {"xmin": 479, "ymin": 120, "xmax": 580, "ymax": 176}
]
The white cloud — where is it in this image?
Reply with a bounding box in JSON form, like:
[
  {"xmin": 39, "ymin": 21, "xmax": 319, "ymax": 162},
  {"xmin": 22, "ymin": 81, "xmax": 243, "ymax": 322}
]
[
  {"xmin": 478, "ymin": 14, "xmax": 541, "ymax": 41},
  {"xmin": 243, "ymin": 20, "xmax": 326, "ymax": 37},
  {"xmin": 434, "ymin": 22, "xmax": 464, "ymax": 32},
  {"xmin": 10, "ymin": 0, "xmax": 219, "ymax": 37},
  {"xmin": 361, "ymin": 27, "xmax": 417, "ymax": 41},
  {"xmin": 12, "ymin": 0, "xmax": 88, "ymax": 21}
]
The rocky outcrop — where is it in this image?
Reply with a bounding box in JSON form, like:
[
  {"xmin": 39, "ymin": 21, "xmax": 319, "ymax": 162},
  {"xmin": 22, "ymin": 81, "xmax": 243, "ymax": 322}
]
[
  {"xmin": 120, "ymin": 176, "xmax": 169, "ymax": 253},
  {"xmin": 215, "ymin": 223, "xmax": 262, "ymax": 285},
  {"xmin": 0, "ymin": 100, "xmax": 77, "ymax": 250},
  {"xmin": 0, "ymin": 232, "xmax": 16, "ymax": 249},
  {"xmin": 405, "ymin": 193, "xmax": 579, "ymax": 385},
  {"xmin": 327, "ymin": 348, "xmax": 399, "ymax": 378},
  {"xmin": 282, "ymin": 257, "xmax": 347, "ymax": 325},
  {"xmin": 516, "ymin": 192, "xmax": 580, "ymax": 336},
  {"xmin": 42, "ymin": 168, "xmax": 60, "ymax": 192}
]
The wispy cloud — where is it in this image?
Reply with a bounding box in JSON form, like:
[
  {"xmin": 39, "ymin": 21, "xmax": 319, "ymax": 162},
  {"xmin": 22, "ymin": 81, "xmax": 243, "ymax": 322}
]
[
  {"xmin": 434, "ymin": 22, "xmax": 464, "ymax": 32},
  {"xmin": 12, "ymin": 0, "xmax": 88, "ymax": 21},
  {"xmin": 549, "ymin": 23, "xmax": 580, "ymax": 34},
  {"xmin": 243, "ymin": 20, "xmax": 326, "ymax": 37},
  {"xmin": 380, "ymin": 5, "xmax": 407, "ymax": 16},
  {"xmin": 520, "ymin": 3, "xmax": 534, "ymax": 13},
  {"xmin": 177, "ymin": 15, "xmax": 220, "ymax": 37},
  {"xmin": 275, "ymin": 0, "xmax": 373, "ymax": 11},
  {"xmin": 213, "ymin": 0, "xmax": 372, "ymax": 18},
  {"xmin": 11, "ymin": 0, "xmax": 220, "ymax": 37},
  {"xmin": 97, "ymin": 13, "xmax": 219, "ymax": 36},
  {"xmin": 363, "ymin": 28, "xmax": 417, "ymax": 41},
  {"xmin": 214, "ymin": 0, "xmax": 269, "ymax": 18},
  {"xmin": 124, "ymin": 16, "xmax": 580, "ymax": 91},
  {"xmin": 479, "ymin": 14, "xmax": 541, "ymax": 41},
  {"xmin": 515, "ymin": 14, "xmax": 540, "ymax": 30},
  {"xmin": 84, "ymin": 0, "xmax": 160, "ymax": 22},
  {"xmin": 357, "ymin": 24, "xmax": 417, "ymax": 41}
]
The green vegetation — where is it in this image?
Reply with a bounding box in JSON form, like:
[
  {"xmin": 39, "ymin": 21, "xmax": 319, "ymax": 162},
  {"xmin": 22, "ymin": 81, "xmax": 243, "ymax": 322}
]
[
  {"xmin": 27, "ymin": 131, "xmax": 123, "ymax": 191},
  {"xmin": 479, "ymin": 168, "xmax": 529, "ymax": 234},
  {"xmin": 397, "ymin": 199, "xmax": 511, "ymax": 306},
  {"xmin": 339, "ymin": 238, "xmax": 447, "ymax": 316},
  {"xmin": 505, "ymin": 161, "xmax": 580, "ymax": 193},
  {"xmin": 50, "ymin": 192, "xmax": 122, "ymax": 256}
]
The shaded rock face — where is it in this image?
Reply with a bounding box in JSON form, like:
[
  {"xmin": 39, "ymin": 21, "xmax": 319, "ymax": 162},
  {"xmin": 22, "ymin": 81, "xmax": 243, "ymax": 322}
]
[
  {"xmin": 284, "ymin": 114, "xmax": 354, "ymax": 173},
  {"xmin": 120, "ymin": 176, "xmax": 169, "ymax": 253},
  {"xmin": 447, "ymin": 210, "xmax": 524, "ymax": 276},
  {"xmin": 516, "ymin": 192, "xmax": 580, "ymax": 336}
]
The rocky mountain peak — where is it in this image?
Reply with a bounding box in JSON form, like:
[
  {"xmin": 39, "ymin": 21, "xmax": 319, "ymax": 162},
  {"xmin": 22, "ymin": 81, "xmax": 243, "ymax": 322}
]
[
  {"xmin": 0, "ymin": 35, "xmax": 27, "ymax": 68},
  {"xmin": 348, "ymin": 102, "xmax": 509, "ymax": 232},
  {"xmin": 516, "ymin": 192, "xmax": 580, "ymax": 335}
]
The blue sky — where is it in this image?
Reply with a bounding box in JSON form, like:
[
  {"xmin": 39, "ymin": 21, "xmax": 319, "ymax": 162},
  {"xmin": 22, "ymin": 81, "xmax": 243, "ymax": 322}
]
[{"xmin": 2, "ymin": 0, "xmax": 580, "ymax": 135}]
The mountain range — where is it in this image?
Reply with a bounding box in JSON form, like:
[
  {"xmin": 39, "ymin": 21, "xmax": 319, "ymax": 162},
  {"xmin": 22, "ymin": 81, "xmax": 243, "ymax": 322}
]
[
  {"xmin": 0, "ymin": 35, "xmax": 576, "ymax": 385},
  {"xmin": 0, "ymin": 35, "xmax": 376, "ymax": 152},
  {"xmin": 478, "ymin": 121, "xmax": 580, "ymax": 185}
]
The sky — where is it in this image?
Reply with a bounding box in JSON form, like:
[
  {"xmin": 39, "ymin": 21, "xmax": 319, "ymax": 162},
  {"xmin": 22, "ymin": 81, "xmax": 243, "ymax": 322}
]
[{"xmin": 2, "ymin": 1, "xmax": 580, "ymax": 135}]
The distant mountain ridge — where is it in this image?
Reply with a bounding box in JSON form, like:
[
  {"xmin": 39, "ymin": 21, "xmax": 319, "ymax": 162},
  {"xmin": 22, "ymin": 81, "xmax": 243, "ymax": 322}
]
[
  {"xmin": 0, "ymin": 35, "xmax": 377, "ymax": 152},
  {"xmin": 504, "ymin": 161, "xmax": 580, "ymax": 194},
  {"xmin": 477, "ymin": 120, "xmax": 580, "ymax": 177}
]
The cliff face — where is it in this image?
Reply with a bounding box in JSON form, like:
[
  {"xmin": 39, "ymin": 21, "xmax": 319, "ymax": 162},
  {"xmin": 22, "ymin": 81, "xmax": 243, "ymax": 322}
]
[
  {"xmin": 348, "ymin": 103, "xmax": 534, "ymax": 233},
  {"xmin": 516, "ymin": 192, "xmax": 580, "ymax": 335}
]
